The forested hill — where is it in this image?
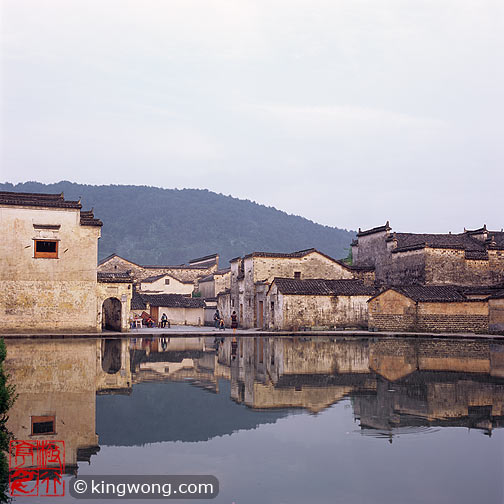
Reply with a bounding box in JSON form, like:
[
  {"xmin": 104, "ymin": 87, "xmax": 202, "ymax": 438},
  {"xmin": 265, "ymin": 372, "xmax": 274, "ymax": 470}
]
[{"xmin": 1, "ymin": 181, "xmax": 355, "ymax": 266}]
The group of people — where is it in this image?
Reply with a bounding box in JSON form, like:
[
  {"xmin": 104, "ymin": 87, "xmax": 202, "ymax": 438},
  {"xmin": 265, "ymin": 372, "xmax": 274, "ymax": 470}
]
[
  {"xmin": 129, "ymin": 312, "xmax": 170, "ymax": 329},
  {"xmin": 213, "ymin": 309, "xmax": 239, "ymax": 332}
]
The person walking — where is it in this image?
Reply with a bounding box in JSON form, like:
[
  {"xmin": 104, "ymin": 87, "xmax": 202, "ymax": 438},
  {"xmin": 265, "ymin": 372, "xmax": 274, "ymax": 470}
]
[{"xmin": 231, "ymin": 310, "xmax": 238, "ymax": 334}]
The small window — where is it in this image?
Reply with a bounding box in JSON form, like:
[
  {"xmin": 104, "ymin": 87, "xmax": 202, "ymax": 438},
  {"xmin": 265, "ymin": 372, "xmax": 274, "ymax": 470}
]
[
  {"xmin": 271, "ymin": 301, "xmax": 275, "ymax": 311},
  {"xmin": 34, "ymin": 240, "xmax": 58, "ymax": 259},
  {"xmin": 165, "ymin": 279, "xmax": 170, "ymax": 285},
  {"xmin": 31, "ymin": 416, "xmax": 56, "ymax": 435},
  {"xmin": 294, "ymin": 271, "xmax": 301, "ymax": 279}
]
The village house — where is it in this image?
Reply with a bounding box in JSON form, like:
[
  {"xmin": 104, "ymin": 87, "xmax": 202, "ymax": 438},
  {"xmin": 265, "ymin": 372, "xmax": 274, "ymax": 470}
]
[
  {"xmin": 266, "ymin": 278, "xmax": 377, "ymax": 331},
  {"xmin": 98, "ymin": 252, "xmax": 219, "ymax": 287},
  {"xmin": 0, "ymin": 191, "xmax": 133, "ymax": 333},
  {"xmin": 219, "ymin": 248, "xmax": 375, "ymax": 329},
  {"xmin": 351, "ymin": 222, "xmax": 504, "ymax": 286},
  {"xmin": 131, "ymin": 292, "xmax": 205, "ymax": 326},
  {"xmin": 138, "ymin": 273, "xmax": 194, "ymax": 296},
  {"xmin": 368, "ymin": 285, "xmax": 489, "ymax": 334},
  {"xmin": 0, "ymin": 191, "xmax": 132, "ymax": 332},
  {"xmin": 197, "ymin": 268, "xmax": 231, "ymax": 324}
]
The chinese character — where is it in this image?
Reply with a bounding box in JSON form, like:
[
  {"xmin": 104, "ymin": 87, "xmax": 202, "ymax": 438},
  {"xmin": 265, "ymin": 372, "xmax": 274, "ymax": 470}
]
[{"xmin": 9, "ymin": 440, "xmax": 65, "ymax": 498}]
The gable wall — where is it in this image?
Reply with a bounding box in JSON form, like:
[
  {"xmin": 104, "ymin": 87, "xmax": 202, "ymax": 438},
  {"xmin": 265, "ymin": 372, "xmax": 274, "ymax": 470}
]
[{"xmin": 1, "ymin": 205, "xmax": 101, "ymax": 332}]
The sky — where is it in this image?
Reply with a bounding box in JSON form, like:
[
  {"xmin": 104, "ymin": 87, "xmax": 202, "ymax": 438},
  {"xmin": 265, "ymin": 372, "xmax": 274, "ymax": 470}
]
[{"xmin": 1, "ymin": 1, "xmax": 503, "ymax": 233}]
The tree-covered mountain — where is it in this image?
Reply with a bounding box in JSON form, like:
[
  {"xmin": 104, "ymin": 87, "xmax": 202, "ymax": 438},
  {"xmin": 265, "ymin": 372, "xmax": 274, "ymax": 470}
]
[{"xmin": 1, "ymin": 181, "xmax": 355, "ymax": 266}]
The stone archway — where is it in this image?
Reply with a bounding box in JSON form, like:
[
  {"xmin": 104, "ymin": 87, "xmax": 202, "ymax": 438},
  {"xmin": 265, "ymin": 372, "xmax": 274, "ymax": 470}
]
[
  {"xmin": 101, "ymin": 339, "xmax": 122, "ymax": 374},
  {"xmin": 102, "ymin": 297, "xmax": 122, "ymax": 331}
]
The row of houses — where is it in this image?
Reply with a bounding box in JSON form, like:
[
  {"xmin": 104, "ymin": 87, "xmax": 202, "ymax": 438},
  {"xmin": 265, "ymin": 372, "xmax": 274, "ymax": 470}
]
[
  {"xmin": 215, "ymin": 224, "xmax": 504, "ymax": 334},
  {"xmin": 2, "ymin": 189, "xmax": 503, "ymax": 334}
]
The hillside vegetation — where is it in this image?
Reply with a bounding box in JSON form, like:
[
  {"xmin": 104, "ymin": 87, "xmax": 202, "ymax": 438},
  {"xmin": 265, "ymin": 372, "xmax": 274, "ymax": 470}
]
[{"xmin": 1, "ymin": 181, "xmax": 355, "ymax": 266}]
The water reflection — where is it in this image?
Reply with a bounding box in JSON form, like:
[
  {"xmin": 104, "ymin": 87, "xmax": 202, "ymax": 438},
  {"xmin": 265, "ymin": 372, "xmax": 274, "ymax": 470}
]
[{"xmin": 5, "ymin": 336, "xmax": 504, "ymax": 503}]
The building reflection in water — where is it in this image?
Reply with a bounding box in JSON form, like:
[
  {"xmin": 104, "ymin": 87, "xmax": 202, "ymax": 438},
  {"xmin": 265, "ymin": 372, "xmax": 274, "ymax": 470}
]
[
  {"xmin": 4, "ymin": 335, "xmax": 504, "ymax": 475},
  {"xmin": 5, "ymin": 338, "xmax": 131, "ymax": 475}
]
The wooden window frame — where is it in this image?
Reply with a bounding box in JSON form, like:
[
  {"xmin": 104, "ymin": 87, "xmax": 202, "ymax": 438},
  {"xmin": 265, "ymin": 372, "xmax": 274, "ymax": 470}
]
[
  {"xmin": 31, "ymin": 415, "xmax": 56, "ymax": 435},
  {"xmin": 34, "ymin": 240, "xmax": 59, "ymax": 259}
]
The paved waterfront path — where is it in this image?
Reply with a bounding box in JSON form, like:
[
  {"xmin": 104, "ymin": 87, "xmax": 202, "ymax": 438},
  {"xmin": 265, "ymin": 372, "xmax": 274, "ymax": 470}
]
[{"xmin": 2, "ymin": 326, "xmax": 504, "ymax": 339}]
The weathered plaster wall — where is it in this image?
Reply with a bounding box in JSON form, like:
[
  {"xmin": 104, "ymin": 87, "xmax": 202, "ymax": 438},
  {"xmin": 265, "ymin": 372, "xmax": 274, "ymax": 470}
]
[
  {"xmin": 198, "ymin": 279, "xmax": 214, "ymax": 299},
  {"xmin": 0, "ymin": 206, "xmax": 100, "ymax": 332},
  {"xmin": 154, "ymin": 307, "xmax": 204, "ymax": 326},
  {"xmin": 352, "ymin": 231, "xmax": 389, "ymax": 268},
  {"xmin": 217, "ymin": 292, "xmax": 232, "ymax": 326},
  {"xmin": 140, "ymin": 276, "xmax": 193, "ymax": 295},
  {"xmin": 214, "ymin": 270, "xmax": 231, "ymax": 296},
  {"xmin": 425, "ymin": 248, "xmax": 492, "ymax": 286},
  {"xmin": 267, "ymin": 291, "xmax": 369, "ymax": 330},
  {"xmin": 385, "ymin": 249, "xmax": 426, "ymax": 285}
]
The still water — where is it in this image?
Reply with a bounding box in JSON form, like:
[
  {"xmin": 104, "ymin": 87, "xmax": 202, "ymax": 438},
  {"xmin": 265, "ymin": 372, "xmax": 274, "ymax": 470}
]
[{"xmin": 5, "ymin": 336, "xmax": 504, "ymax": 504}]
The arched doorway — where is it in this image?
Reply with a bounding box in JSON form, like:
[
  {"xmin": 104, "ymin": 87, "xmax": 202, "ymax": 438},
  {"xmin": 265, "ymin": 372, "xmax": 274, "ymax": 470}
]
[
  {"xmin": 102, "ymin": 297, "xmax": 122, "ymax": 331},
  {"xmin": 101, "ymin": 339, "xmax": 122, "ymax": 374}
]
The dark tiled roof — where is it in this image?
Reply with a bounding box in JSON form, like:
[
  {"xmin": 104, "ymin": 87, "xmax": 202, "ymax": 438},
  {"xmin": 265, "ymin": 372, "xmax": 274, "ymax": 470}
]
[
  {"xmin": 98, "ymin": 271, "xmax": 133, "ymax": 283},
  {"xmin": 244, "ymin": 248, "xmax": 318, "ymax": 259},
  {"xmin": 198, "ymin": 274, "xmax": 214, "ymax": 283},
  {"xmin": 357, "ymin": 222, "xmax": 391, "ymax": 237},
  {"xmin": 80, "ymin": 209, "xmax": 103, "ymax": 227},
  {"xmin": 491, "ymin": 290, "xmax": 504, "ymax": 299},
  {"xmin": 272, "ymin": 278, "xmax": 377, "ymax": 296},
  {"xmin": 394, "ymin": 232, "xmax": 484, "ymax": 251},
  {"xmin": 461, "ymin": 285, "xmax": 504, "ymax": 296},
  {"xmin": 0, "ymin": 191, "xmax": 82, "ymax": 209},
  {"xmin": 133, "ymin": 293, "xmax": 205, "ymax": 309},
  {"xmin": 215, "ymin": 268, "xmax": 231, "ymax": 275},
  {"xmin": 341, "ymin": 263, "xmax": 375, "ymax": 272},
  {"xmin": 131, "ymin": 292, "xmax": 147, "ymax": 310},
  {"xmin": 141, "ymin": 274, "xmax": 167, "ymax": 283},
  {"xmin": 188, "ymin": 253, "xmax": 218, "ymax": 264},
  {"xmin": 378, "ymin": 285, "xmax": 468, "ymax": 303}
]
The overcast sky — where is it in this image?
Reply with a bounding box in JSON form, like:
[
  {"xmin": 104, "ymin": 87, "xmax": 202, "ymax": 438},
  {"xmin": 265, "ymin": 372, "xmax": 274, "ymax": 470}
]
[{"xmin": 1, "ymin": 1, "xmax": 503, "ymax": 233}]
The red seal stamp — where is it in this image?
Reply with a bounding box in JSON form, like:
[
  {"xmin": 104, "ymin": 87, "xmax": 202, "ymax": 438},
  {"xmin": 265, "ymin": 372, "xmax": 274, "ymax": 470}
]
[{"xmin": 9, "ymin": 440, "xmax": 65, "ymax": 497}]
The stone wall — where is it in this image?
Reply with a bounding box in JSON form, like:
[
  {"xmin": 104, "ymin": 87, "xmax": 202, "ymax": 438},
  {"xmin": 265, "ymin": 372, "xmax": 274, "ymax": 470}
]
[
  {"xmin": 96, "ymin": 281, "xmax": 132, "ymax": 332},
  {"xmin": 0, "ymin": 205, "xmax": 101, "ymax": 332},
  {"xmin": 369, "ymin": 290, "xmax": 489, "ymax": 333}
]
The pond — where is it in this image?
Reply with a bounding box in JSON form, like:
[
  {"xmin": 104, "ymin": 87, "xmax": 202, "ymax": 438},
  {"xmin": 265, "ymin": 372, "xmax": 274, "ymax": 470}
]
[{"xmin": 5, "ymin": 336, "xmax": 504, "ymax": 504}]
